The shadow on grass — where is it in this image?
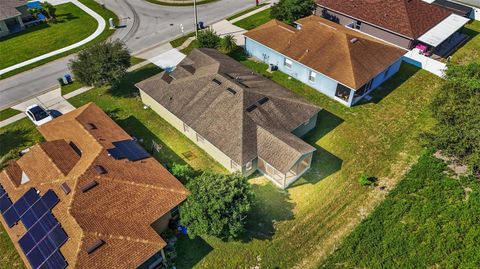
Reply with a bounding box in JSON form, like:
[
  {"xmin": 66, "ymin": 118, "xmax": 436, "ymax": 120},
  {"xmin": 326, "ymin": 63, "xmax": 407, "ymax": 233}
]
[
  {"xmin": 0, "ymin": 129, "xmax": 31, "ymax": 157},
  {"xmin": 357, "ymin": 63, "xmax": 420, "ymax": 106},
  {"xmin": 290, "ymin": 110, "xmax": 344, "ymax": 187},
  {"xmin": 0, "ymin": 23, "xmax": 49, "ymax": 42},
  {"xmin": 108, "ymin": 65, "xmax": 163, "ymax": 97},
  {"xmin": 176, "ymin": 235, "xmax": 213, "ymax": 269},
  {"xmin": 116, "ymin": 115, "xmax": 187, "ymax": 167},
  {"xmin": 240, "ymin": 180, "xmax": 295, "ymax": 242},
  {"xmin": 55, "ymin": 13, "xmax": 80, "ymax": 22}
]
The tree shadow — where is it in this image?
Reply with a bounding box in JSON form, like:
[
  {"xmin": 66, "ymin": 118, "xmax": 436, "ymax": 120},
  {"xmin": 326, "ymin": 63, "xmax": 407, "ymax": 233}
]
[
  {"xmin": 227, "ymin": 47, "xmax": 248, "ymax": 61},
  {"xmin": 356, "ymin": 63, "xmax": 420, "ymax": 106},
  {"xmin": 55, "ymin": 13, "xmax": 79, "ymax": 22},
  {"xmin": 108, "ymin": 65, "xmax": 163, "ymax": 98},
  {"xmin": 0, "ymin": 23, "xmax": 49, "ymax": 41},
  {"xmin": 115, "ymin": 115, "xmax": 187, "ymax": 167},
  {"xmin": 239, "ymin": 177, "xmax": 295, "ymax": 242},
  {"xmin": 289, "ymin": 110, "xmax": 344, "ymax": 187},
  {"xmin": 0, "ymin": 129, "xmax": 30, "ymax": 156},
  {"xmin": 176, "ymin": 235, "xmax": 213, "ymax": 269}
]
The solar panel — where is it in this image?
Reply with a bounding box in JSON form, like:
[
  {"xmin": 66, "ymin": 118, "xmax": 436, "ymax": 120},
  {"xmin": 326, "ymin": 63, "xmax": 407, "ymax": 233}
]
[
  {"xmin": 107, "ymin": 147, "xmax": 126, "ymax": 160},
  {"xmin": 23, "ymin": 188, "xmax": 41, "ymax": 206},
  {"xmin": 22, "ymin": 209, "xmax": 39, "ymax": 229},
  {"xmin": 0, "ymin": 185, "xmax": 5, "ymax": 198},
  {"xmin": 19, "ymin": 232, "xmax": 36, "ymax": 254},
  {"xmin": 40, "ymin": 251, "xmax": 67, "ymax": 269},
  {"xmin": 26, "ymin": 247, "xmax": 44, "ymax": 269},
  {"xmin": 41, "ymin": 190, "xmax": 59, "ymax": 209},
  {"xmin": 48, "ymin": 226, "xmax": 68, "ymax": 248},
  {"xmin": 31, "ymin": 201, "xmax": 48, "ymax": 219},
  {"xmin": 14, "ymin": 197, "xmax": 30, "ymax": 217},
  {"xmin": 0, "ymin": 195, "xmax": 12, "ymax": 213},
  {"xmin": 39, "ymin": 213, "xmax": 57, "ymax": 232},
  {"xmin": 111, "ymin": 140, "xmax": 150, "ymax": 161},
  {"xmin": 3, "ymin": 207, "xmax": 19, "ymax": 227},
  {"xmin": 30, "ymin": 221, "xmax": 48, "ymax": 243},
  {"xmin": 37, "ymin": 237, "xmax": 55, "ymax": 257}
]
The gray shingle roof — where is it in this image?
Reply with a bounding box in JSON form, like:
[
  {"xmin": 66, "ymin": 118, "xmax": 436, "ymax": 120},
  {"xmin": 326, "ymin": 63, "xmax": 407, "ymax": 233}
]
[
  {"xmin": 0, "ymin": 0, "xmax": 26, "ymax": 20},
  {"xmin": 136, "ymin": 48, "xmax": 321, "ymax": 173}
]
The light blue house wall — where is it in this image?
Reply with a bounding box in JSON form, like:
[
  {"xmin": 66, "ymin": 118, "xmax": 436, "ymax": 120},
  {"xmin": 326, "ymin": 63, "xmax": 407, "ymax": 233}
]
[{"xmin": 244, "ymin": 37, "xmax": 403, "ymax": 107}]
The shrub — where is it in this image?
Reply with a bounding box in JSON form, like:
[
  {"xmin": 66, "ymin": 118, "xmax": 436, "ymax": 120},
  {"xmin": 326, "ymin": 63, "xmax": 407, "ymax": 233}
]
[
  {"xmin": 180, "ymin": 172, "xmax": 253, "ymax": 240},
  {"xmin": 220, "ymin": 34, "xmax": 237, "ymax": 53},
  {"xmin": 197, "ymin": 29, "xmax": 221, "ymax": 49},
  {"xmin": 69, "ymin": 40, "xmax": 131, "ymax": 87},
  {"xmin": 358, "ymin": 174, "xmax": 375, "ymax": 186},
  {"xmin": 170, "ymin": 163, "xmax": 198, "ymax": 184}
]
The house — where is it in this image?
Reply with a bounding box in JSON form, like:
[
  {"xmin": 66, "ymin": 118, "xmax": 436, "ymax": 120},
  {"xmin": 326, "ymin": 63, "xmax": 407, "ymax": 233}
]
[
  {"xmin": 0, "ymin": 103, "xmax": 188, "ymax": 269},
  {"xmin": 136, "ymin": 48, "xmax": 321, "ymax": 189},
  {"xmin": 431, "ymin": 0, "xmax": 480, "ymax": 20},
  {"xmin": 0, "ymin": 0, "xmax": 30, "ymax": 37},
  {"xmin": 243, "ymin": 16, "xmax": 406, "ymax": 107},
  {"xmin": 315, "ymin": 0, "xmax": 470, "ymax": 55}
]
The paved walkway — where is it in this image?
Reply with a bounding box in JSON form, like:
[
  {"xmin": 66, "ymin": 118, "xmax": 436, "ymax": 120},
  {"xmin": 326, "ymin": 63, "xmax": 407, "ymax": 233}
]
[
  {"xmin": 229, "ymin": 3, "xmax": 272, "ymax": 24},
  {"xmin": 0, "ymin": 0, "xmax": 106, "ymax": 76}
]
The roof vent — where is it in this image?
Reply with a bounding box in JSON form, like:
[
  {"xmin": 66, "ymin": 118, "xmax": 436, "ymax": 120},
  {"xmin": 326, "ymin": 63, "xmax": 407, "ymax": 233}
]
[
  {"xmin": 238, "ymin": 81, "xmax": 249, "ymax": 88},
  {"xmin": 212, "ymin": 78, "xmax": 222, "ymax": 85},
  {"xmin": 81, "ymin": 180, "xmax": 98, "ymax": 193},
  {"xmin": 94, "ymin": 165, "xmax": 107, "ymax": 174},
  {"xmin": 86, "ymin": 239, "xmax": 105, "ymax": 254},
  {"xmin": 86, "ymin": 123, "xmax": 97, "ymax": 130},
  {"xmin": 224, "ymin": 73, "xmax": 235, "ymax": 79},
  {"xmin": 226, "ymin": 88, "xmax": 237, "ymax": 95},
  {"xmin": 350, "ymin": 38, "xmax": 358, "ymax": 43},
  {"xmin": 246, "ymin": 104, "xmax": 257, "ymax": 112},
  {"xmin": 258, "ymin": 97, "xmax": 269, "ymax": 105},
  {"xmin": 161, "ymin": 72, "xmax": 174, "ymax": 83},
  {"xmin": 61, "ymin": 182, "xmax": 71, "ymax": 195}
]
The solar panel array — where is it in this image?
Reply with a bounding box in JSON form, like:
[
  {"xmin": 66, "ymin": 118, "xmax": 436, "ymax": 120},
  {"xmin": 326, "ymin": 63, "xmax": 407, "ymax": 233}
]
[
  {"xmin": 0, "ymin": 185, "xmax": 68, "ymax": 269},
  {"xmin": 107, "ymin": 139, "xmax": 150, "ymax": 161}
]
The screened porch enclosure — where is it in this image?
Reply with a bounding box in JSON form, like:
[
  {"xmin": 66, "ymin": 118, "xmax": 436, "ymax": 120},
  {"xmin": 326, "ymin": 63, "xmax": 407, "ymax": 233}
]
[{"xmin": 257, "ymin": 153, "xmax": 313, "ymax": 188}]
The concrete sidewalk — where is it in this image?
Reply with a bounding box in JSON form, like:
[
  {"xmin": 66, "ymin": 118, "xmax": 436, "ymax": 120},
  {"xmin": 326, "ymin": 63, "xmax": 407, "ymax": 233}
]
[{"xmin": 0, "ymin": 0, "xmax": 106, "ymax": 75}]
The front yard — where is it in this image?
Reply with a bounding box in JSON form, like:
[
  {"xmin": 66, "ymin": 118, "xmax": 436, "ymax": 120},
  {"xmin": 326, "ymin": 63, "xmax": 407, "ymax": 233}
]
[
  {"xmin": 0, "ymin": 3, "xmax": 97, "ymax": 70},
  {"xmin": 452, "ymin": 20, "xmax": 480, "ymax": 64}
]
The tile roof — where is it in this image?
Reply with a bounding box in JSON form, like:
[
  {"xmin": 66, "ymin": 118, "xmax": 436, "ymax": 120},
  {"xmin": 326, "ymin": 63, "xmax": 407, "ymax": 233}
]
[
  {"xmin": 0, "ymin": 103, "xmax": 188, "ymax": 269},
  {"xmin": 316, "ymin": 0, "xmax": 452, "ymax": 39},
  {"xmin": 136, "ymin": 48, "xmax": 320, "ymax": 173},
  {"xmin": 244, "ymin": 16, "xmax": 406, "ymax": 90},
  {"xmin": 0, "ymin": 0, "xmax": 26, "ymax": 20}
]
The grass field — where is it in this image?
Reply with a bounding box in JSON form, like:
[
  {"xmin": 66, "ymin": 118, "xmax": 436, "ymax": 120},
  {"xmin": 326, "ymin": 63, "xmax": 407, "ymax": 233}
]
[
  {"xmin": 0, "ymin": 3, "xmax": 97, "ymax": 70},
  {"xmin": 0, "ymin": 0, "xmax": 118, "ymax": 79},
  {"xmin": 321, "ymin": 151, "xmax": 480, "ymax": 268},
  {"xmin": 0, "ymin": 108, "xmax": 21, "ymax": 122},
  {"xmin": 233, "ymin": 8, "xmax": 271, "ymax": 31},
  {"xmin": 452, "ymin": 20, "xmax": 480, "ymax": 64},
  {"xmin": 227, "ymin": 3, "xmax": 268, "ymax": 21}
]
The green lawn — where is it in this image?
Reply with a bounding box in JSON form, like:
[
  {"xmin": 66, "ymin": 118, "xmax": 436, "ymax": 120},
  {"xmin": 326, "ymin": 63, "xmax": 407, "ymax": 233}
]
[
  {"xmin": 321, "ymin": 151, "xmax": 480, "ymax": 268},
  {"xmin": 170, "ymin": 32, "xmax": 196, "ymax": 48},
  {"xmin": 60, "ymin": 81, "xmax": 84, "ymax": 96},
  {"xmin": 233, "ymin": 8, "xmax": 272, "ymax": 30},
  {"xmin": 0, "ymin": 0, "xmax": 118, "ymax": 79},
  {"xmin": 0, "ymin": 108, "xmax": 21, "ymax": 122},
  {"xmin": 227, "ymin": 3, "xmax": 268, "ymax": 21},
  {"xmin": 0, "ymin": 3, "xmax": 97, "ymax": 70},
  {"xmin": 452, "ymin": 20, "xmax": 480, "ymax": 64},
  {"xmin": 67, "ymin": 64, "xmax": 225, "ymax": 173}
]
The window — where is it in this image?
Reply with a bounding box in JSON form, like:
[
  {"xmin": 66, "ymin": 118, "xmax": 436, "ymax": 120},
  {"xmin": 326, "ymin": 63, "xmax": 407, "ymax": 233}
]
[
  {"xmin": 246, "ymin": 161, "xmax": 253, "ymax": 171},
  {"xmin": 308, "ymin": 71, "xmax": 316, "ymax": 83},
  {"xmin": 284, "ymin": 58, "xmax": 293, "ymax": 68},
  {"xmin": 335, "ymin": 84, "xmax": 351, "ymax": 102},
  {"xmin": 196, "ymin": 133, "xmax": 205, "ymax": 143},
  {"xmin": 69, "ymin": 141, "xmax": 82, "ymax": 156},
  {"xmin": 183, "ymin": 123, "xmax": 190, "ymax": 133}
]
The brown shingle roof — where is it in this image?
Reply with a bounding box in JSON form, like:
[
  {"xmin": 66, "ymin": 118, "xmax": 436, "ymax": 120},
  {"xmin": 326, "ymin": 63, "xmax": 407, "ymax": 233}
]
[
  {"xmin": 0, "ymin": 0, "xmax": 26, "ymax": 20},
  {"xmin": 136, "ymin": 48, "xmax": 320, "ymax": 173},
  {"xmin": 316, "ymin": 0, "xmax": 452, "ymax": 39},
  {"xmin": 244, "ymin": 16, "xmax": 406, "ymax": 90},
  {"xmin": 0, "ymin": 103, "xmax": 188, "ymax": 269}
]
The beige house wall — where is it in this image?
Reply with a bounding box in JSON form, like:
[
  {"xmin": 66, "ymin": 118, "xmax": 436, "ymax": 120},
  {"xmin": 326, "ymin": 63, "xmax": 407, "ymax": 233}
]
[
  {"xmin": 151, "ymin": 211, "xmax": 172, "ymax": 235},
  {"xmin": 140, "ymin": 90, "xmax": 240, "ymax": 174}
]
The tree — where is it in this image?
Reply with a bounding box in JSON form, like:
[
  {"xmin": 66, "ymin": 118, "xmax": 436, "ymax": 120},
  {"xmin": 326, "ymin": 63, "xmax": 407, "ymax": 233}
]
[
  {"xmin": 271, "ymin": 0, "xmax": 315, "ymax": 25},
  {"xmin": 220, "ymin": 34, "xmax": 237, "ymax": 54},
  {"xmin": 170, "ymin": 163, "xmax": 198, "ymax": 184},
  {"xmin": 180, "ymin": 172, "xmax": 253, "ymax": 239},
  {"xmin": 41, "ymin": 2, "xmax": 56, "ymax": 20},
  {"xmin": 428, "ymin": 63, "xmax": 480, "ymax": 174},
  {"xmin": 197, "ymin": 28, "xmax": 221, "ymax": 49},
  {"xmin": 69, "ymin": 40, "xmax": 131, "ymax": 87}
]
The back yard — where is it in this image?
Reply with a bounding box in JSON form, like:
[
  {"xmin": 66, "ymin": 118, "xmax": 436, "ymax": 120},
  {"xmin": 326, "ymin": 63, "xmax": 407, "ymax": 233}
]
[{"xmin": 0, "ymin": 3, "xmax": 97, "ymax": 70}]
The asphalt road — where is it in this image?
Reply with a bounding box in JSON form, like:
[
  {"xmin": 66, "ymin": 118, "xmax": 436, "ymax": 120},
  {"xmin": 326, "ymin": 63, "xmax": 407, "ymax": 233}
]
[{"xmin": 0, "ymin": 0, "xmax": 258, "ymax": 110}]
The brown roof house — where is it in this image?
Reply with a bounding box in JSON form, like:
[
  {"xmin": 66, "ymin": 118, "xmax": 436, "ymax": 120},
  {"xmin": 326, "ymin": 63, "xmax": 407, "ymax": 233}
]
[
  {"xmin": 0, "ymin": 103, "xmax": 188, "ymax": 269},
  {"xmin": 244, "ymin": 16, "xmax": 406, "ymax": 106},
  {"xmin": 315, "ymin": 0, "xmax": 470, "ymax": 52},
  {"xmin": 136, "ymin": 48, "xmax": 321, "ymax": 189}
]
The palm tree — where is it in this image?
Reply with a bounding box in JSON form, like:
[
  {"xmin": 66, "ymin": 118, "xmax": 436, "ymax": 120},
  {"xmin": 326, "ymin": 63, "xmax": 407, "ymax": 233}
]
[{"xmin": 221, "ymin": 34, "xmax": 237, "ymax": 54}]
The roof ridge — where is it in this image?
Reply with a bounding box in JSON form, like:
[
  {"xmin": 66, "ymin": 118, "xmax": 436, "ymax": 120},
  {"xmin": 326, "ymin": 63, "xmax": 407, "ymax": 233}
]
[
  {"xmin": 104, "ymin": 174, "xmax": 189, "ymax": 195},
  {"xmin": 401, "ymin": 0, "xmax": 417, "ymax": 37},
  {"xmin": 344, "ymin": 33, "xmax": 361, "ymax": 89},
  {"xmin": 83, "ymin": 231, "xmax": 164, "ymax": 246}
]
